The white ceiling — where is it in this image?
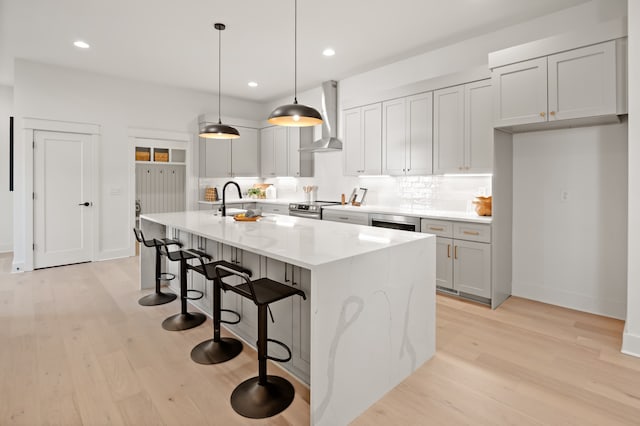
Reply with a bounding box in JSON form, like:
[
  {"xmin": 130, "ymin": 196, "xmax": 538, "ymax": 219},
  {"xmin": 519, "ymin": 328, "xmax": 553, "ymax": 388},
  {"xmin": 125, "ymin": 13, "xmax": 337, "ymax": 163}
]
[{"xmin": 0, "ymin": 0, "xmax": 590, "ymax": 102}]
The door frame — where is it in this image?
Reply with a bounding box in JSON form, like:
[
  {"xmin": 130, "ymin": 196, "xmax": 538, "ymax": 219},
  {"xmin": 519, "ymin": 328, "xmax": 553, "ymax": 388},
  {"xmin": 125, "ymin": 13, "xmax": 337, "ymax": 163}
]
[
  {"xmin": 127, "ymin": 128, "xmax": 193, "ymax": 257},
  {"xmin": 23, "ymin": 117, "xmax": 100, "ymax": 272}
]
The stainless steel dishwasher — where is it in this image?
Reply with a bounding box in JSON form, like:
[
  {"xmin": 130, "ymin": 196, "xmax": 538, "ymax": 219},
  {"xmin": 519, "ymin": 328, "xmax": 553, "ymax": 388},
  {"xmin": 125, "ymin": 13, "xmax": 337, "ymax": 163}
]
[{"xmin": 369, "ymin": 213, "xmax": 421, "ymax": 232}]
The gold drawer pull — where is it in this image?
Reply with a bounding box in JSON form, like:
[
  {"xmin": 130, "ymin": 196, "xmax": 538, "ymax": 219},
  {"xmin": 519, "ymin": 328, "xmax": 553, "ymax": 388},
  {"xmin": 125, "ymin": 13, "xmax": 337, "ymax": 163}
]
[
  {"xmin": 540, "ymin": 112, "xmax": 546, "ymax": 117},
  {"xmin": 463, "ymin": 230, "xmax": 480, "ymax": 236},
  {"xmin": 429, "ymin": 226, "xmax": 444, "ymax": 231}
]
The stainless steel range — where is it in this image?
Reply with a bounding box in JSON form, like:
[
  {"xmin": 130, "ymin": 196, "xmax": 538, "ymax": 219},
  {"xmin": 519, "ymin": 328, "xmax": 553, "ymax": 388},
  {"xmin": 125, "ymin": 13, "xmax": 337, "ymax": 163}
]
[{"xmin": 288, "ymin": 201, "xmax": 341, "ymax": 220}]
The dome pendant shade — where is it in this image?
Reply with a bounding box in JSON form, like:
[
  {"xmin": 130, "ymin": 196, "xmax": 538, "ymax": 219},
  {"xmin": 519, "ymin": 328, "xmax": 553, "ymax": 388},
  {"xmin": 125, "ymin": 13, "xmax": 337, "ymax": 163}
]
[
  {"xmin": 268, "ymin": 102, "xmax": 323, "ymax": 127},
  {"xmin": 200, "ymin": 121, "xmax": 240, "ymax": 139},
  {"xmin": 269, "ymin": 0, "xmax": 323, "ymax": 128},
  {"xmin": 199, "ymin": 22, "xmax": 240, "ymax": 140}
]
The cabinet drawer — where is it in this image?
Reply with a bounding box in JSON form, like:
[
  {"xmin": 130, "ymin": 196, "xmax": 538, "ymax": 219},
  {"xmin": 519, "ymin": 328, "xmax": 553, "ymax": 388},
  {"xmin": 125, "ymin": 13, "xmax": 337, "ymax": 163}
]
[
  {"xmin": 259, "ymin": 203, "xmax": 289, "ymax": 215},
  {"xmin": 421, "ymin": 219, "xmax": 453, "ymax": 238},
  {"xmin": 453, "ymin": 222, "xmax": 491, "ymax": 243},
  {"xmin": 322, "ymin": 209, "xmax": 369, "ymax": 225}
]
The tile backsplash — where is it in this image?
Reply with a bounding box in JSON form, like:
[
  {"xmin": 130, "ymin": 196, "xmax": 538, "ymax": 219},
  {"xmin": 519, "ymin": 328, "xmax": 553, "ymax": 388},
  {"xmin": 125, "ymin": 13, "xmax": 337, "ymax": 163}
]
[{"xmin": 200, "ymin": 174, "xmax": 491, "ymax": 213}]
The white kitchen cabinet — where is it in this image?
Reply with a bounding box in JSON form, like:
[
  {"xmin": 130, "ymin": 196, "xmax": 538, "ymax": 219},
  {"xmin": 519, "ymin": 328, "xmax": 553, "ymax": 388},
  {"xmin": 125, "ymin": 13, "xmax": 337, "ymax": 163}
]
[
  {"xmin": 343, "ymin": 103, "xmax": 382, "ymax": 176},
  {"xmin": 231, "ymin": 128, "xmax": 259, "ymax": 176},
  {"xmin": 435, "ymin": 237, "xmax": 454, "ymax": 290},
  {"xmin": 260, "ymin": 127, "xmax": 276, "ymax": 177},
  {"xmin": 290, "ymin": 264, "xmax": 310, "ymax": 378},
  {"xmin": 453, "ymin": 239, "xmax": 491, "ymax": 299},
  {"xmin": 491, "ymin": 58, "xmax": 547, "ymax": 127},
  {"xmin": 382, "ymin": 92, "xmax": 433, "ymax": 176},
  {"xmin": 433, "ymin": 86, "xmax": 464, "ymax": 174},
  {"xmin": 274, "ymin": 127, "xmax": 289, "ymax": 176},
  {"xmin": 548, "ymin": 41, "xmax": 617, "ymax": 121},
  {"xmin": 433, "ymin": 81, "xmax": 492, "ymax": 174},
  {"xmin": 421, "ymin": 218, "xmax": 491, "ymax": 299},
  {"xmin": 200, "ymin": 126, "xmax": 259, "ymax": 178},
  {"xmin": 322, "ymin": 209, "xmax": 370, "ymax": 225},
  {"xmin": 261, "ymin": 127, "xmax": 312, "ymax": 178},
  {"xmin": 257, "ymin": 203, "xmax": 289, "ymax": 215},
  {"xmin": 382, "ymin": 98, "xmax": 406, "ymax": 175},
  {"xmin": 464, "ymin": 80, "xmax": 493, "ymax": 173},
  {"xmin": 492, "ymin": 40, "xmax": 623, "ymax": 128}
]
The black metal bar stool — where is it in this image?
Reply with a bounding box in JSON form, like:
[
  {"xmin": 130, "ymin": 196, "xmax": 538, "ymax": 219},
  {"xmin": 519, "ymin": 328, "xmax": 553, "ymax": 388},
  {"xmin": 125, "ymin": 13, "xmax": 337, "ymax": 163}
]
[
  {"xmin": 187, "ymin": 256, "xmax": 253, "ymax": 365},
  {"xmin": 157, "ymin": 241, "xmax": 211, "ymax": 331},
  {"xmin": 214, "ymin": 265, "xmax": 306, "ymax": 419},
  {"xmin": 132, "ymin": 228, "xmax": 180, "ymax": 306}
]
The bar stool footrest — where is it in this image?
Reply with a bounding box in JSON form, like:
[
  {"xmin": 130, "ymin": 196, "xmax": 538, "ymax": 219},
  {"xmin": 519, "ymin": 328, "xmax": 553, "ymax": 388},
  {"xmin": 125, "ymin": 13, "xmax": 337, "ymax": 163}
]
[
  {"xmin": 220, "ymin": 308, "xmax": 241, "ymax": 325},
  {"xmin": 185, "ymin": 289, "xmax": 204, "ymax": 300},
  {"xmin": 158, "ymin": 272, "xmax": 176, "ymax": 281},
  {"xmin": 265, "ymin": 338, "xmax": 292, "ymax": 363}
]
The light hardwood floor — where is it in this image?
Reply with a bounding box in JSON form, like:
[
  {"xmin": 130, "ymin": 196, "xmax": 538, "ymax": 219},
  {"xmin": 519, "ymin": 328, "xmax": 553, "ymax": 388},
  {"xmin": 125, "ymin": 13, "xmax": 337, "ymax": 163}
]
[{"xmin": 2, "ymin": 253, "xmax": 640, "ymax": 425}]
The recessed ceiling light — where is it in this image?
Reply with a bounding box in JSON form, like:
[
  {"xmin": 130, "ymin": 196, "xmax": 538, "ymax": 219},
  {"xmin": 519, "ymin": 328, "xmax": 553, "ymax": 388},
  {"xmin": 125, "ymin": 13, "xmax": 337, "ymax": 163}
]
[
  {"xmin": 322, "ymin": 48, "xmax": 335, "ymax": 57},
  {"xmin": 248, "ymin": 81, "xmax": 258, "ymax": 88},
  {"xmin": 73, "ymin": 40, "xmax": 90, "ymax": 49}
]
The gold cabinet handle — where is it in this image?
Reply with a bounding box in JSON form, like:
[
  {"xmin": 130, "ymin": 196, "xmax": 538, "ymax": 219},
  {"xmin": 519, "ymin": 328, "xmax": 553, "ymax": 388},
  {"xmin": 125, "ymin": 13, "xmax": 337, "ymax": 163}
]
[
  {"xmin": 463, "ymin": 230, "xmax": 480, "ymax": 236},
  {"xmin": 447, "ymin": 244, "xmax": 451, "ymax": 258},
  {"xmin": 550, "ymin": 111, "xmax": 556, "ymax": 116},
  {"xmin": 454, "ymin": 246, "xmax": 458, "ymax": 260},
  {"xmin": 429, "ymin": 226, "xmax": 444, "ymax": 231},
  {"xmin": 540, "ymin": 112, "xmax": 546, "ymax": 117}
]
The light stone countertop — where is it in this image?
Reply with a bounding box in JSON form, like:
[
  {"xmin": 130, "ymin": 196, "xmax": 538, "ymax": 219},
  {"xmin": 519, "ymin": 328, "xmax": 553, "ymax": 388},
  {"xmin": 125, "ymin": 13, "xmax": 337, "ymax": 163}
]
[
  {"xmin": 198, "ymin": 198, "xmax": 300, "ymax": 205},
  {"xmin": 141, "ymin": 210, "xmax": 431, "ymax": 269}
]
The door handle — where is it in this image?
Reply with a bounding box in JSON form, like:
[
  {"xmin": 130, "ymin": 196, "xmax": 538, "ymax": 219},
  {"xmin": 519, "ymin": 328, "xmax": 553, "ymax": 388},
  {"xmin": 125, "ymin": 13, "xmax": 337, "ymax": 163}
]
[{"xmin": 78, "ymin": 202, "xmax": 92, "ymax": 206}]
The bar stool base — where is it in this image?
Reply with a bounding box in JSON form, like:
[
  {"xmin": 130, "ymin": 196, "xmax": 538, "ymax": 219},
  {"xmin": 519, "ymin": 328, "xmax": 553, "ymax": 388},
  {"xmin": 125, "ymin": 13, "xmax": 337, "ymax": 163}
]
[
  {"xmin": 230, "ymin": 375, "xmax": 295, "ymax": 419},
  {"xmin": 162, "ymin": 312, "xmax": 206, "ymax": 331},
  {"xmin": 191, "ymin": 338, "xmax": 243, "ymax": 365},
  {"xmin": 138, "ymin": 292, "xmax": 177, "ymax": 306}
]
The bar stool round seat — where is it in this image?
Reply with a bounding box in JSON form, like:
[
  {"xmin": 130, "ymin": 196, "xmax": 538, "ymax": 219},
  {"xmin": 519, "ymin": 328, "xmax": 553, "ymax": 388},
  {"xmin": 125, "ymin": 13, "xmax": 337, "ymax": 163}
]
[
  {"xmin": 158, "ymin": 243, "xmax": 211, "ymax": 331},
  {"xmin": 214, "ymin": 265, "xmax": 306, "ymax": 419},
  {"xmin": 188, "ymin": 258, "xmax": 252, "ymax": 365},
  {"xmin": 132, "ymin": 228, "xmax": 180, "ymax": 306}
]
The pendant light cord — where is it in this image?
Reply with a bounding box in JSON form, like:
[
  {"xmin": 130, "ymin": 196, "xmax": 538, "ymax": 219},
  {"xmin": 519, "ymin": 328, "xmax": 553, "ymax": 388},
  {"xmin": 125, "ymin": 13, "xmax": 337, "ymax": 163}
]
[
  {"xmin": 294, "ymin": 0, "xmax": 298, "ymax": 104},
  {"xmin": 218, "ymin": 26, "xmax": 222, "ymax": 124}
]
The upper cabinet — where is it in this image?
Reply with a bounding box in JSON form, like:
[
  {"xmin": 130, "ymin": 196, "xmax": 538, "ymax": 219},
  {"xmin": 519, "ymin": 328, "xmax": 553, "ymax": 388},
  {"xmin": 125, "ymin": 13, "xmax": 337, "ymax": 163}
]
[
  {"xmin": 200, "ymin": 126, "xmax": 259, "ymax": 178},
  {"xmin": 433, "ymin": 80, "xmax": 492, "ymax": 174},
  {"xmin": 492, "ymin": 40, "xmax": 626, "ymax": 130},
  {"xmin": 382, "ymin": 92, "xmax": 433, "ymax": 176},
  {"xmin": 343, "ymin": 103, "xmax": 382, "ymax": 176},
  {"xmin": 260, "ymin": 127, "xmax": 312, "ymax": 178}
]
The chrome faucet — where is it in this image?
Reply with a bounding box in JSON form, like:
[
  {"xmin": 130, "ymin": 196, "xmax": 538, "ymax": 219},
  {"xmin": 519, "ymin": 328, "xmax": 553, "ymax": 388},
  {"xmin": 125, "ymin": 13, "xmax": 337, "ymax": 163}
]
[{"xmin": 221, "ymin": 181, "xmax": 242, "ymax": 217}]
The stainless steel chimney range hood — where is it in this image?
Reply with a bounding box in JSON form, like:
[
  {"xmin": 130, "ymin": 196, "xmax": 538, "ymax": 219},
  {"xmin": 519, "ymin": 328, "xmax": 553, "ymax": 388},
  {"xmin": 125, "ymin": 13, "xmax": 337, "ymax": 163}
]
[{"xmin": 299, "ymin": 80, "xmax": 343, "ymax": 152}]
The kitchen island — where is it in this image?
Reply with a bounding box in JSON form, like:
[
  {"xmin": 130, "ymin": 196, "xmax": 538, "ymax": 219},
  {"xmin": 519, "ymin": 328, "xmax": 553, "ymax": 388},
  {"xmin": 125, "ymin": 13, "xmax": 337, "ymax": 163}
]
[{"xmin": 139, "ymin": 210, "xmax": 435, "ymax": 425}]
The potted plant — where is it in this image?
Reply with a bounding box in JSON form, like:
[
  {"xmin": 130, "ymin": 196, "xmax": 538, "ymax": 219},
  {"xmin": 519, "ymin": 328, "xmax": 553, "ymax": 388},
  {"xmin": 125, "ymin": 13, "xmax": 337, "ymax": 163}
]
[{"xmin": 247, "ymin": 187, "xmax": 263, "ymax": 199}]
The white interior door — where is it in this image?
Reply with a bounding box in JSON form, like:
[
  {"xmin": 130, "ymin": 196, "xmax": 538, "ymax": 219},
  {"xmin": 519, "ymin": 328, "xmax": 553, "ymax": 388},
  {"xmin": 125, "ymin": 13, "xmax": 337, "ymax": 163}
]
[{"xmin": 34, "ymin": 130, "xmax": 93, "ymax": 268}]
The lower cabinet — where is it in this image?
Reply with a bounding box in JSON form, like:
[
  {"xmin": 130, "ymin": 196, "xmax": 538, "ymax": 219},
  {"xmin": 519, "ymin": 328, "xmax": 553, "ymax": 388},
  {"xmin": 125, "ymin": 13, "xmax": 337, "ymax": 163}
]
[
  {"xmin": 322, "ymin": 209, "xmax": 370, "ymax": 225},
  {"xmin": 422, "ymin": 219, "xmax": 491, "ymax": 300},
  {"xmin": 257, "ymin": 203, "xmax": 290, "ymax": 215}
]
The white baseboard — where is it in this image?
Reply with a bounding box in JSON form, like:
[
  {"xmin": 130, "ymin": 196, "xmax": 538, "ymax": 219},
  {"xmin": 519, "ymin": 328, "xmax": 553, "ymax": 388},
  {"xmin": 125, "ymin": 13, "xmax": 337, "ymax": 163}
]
[
  {"xmin": 96, "ymin": 248, "xmax": 132, "ymax": 262},
  {"xmin": 0, "ymin": 244, "xmax": 13, "ymax": 253},
  {"xmin": 622, "ymin": 326, "xmax": 640, "ymax": 358},
  {"xmin": 11, "ymin": 260, "xmax": 28, "ymax": 273},
  {"xmin": 512, "ymin": 283, "xmax": 626, "ymax": 320}
]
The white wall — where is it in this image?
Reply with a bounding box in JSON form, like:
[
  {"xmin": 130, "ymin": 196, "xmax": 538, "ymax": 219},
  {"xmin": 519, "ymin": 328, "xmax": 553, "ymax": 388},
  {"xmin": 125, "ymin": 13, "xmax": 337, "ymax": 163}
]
[
  {"xmin": 12, "ymin": 59, "xmax": 264, "ymax": 270},
  {"xmin": 623, "ymin": 1, "xmax": 640, "ymax": 356},
  {"xmin": 0, "ymin": 85, "xmax": 13, "ymax": 252},
  {"xmin": 339, "ymin": 0, "xmax": 627, "ymax": 106},
  {"xmin": 512, "ymin": 124, "xmax": 628, "ymax": 319}
]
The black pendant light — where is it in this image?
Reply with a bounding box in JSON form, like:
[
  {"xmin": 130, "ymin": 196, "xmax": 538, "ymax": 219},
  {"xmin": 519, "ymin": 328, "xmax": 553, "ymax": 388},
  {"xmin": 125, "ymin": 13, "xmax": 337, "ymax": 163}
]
[
  {"xmin": 268, "ymin": 0, "xmax": 323, "ymax": 127},
  {"xmin": 200, "ymin": 23, "xmax": 240, "ymax": 139}
]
